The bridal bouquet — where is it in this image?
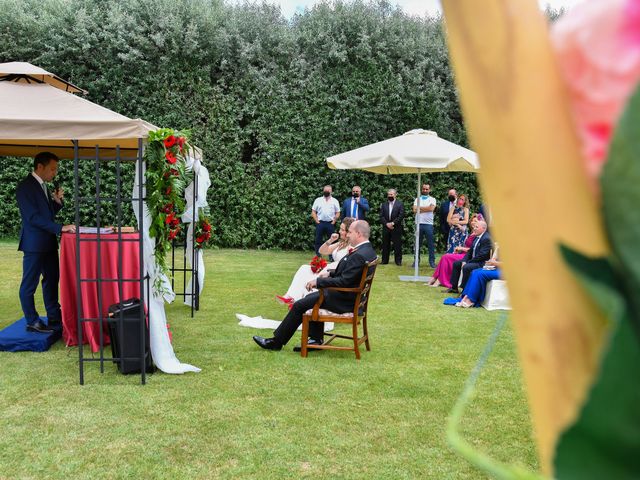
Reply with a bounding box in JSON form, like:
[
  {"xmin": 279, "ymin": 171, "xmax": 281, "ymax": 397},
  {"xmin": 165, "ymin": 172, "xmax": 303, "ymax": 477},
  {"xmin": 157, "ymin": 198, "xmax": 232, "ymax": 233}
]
[{"xmin": 309, "ymin": 255, "xmax": 327, "ymax": 273}]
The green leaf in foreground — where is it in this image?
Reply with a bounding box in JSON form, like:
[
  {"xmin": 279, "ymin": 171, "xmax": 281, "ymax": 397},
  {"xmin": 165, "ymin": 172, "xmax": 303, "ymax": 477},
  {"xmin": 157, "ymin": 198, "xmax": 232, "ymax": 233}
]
[
  {"xmin": 554, "ymin": 246, "xmax": 640, "ymax": 479},
  {"xmin": 601, "ymin": 83, "xmax": 640, "ymax": 330}
]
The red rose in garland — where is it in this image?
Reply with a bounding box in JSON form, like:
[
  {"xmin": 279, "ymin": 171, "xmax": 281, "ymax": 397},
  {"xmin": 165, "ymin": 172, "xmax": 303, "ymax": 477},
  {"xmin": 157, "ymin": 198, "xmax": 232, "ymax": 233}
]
[
  {"xmin": 164, "ymin": 135, "xmax": 177, "ymax": 148},
  {"xmin": 193, "ymin": 214, "xmax": 213, "ymax": 249},
  {"xmin": 168, "ymin": 227, "xmax": 180, "ymax": 241},
  {"xmin": 166, "ymin": 151, "xmax": 177, "ymax": 164}
]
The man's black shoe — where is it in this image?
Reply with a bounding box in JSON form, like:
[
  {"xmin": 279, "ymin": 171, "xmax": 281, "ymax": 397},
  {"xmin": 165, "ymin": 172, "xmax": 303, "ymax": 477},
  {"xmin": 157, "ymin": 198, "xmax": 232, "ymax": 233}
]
[
  {"xmin": 445, "ymin": 288, "xmax": 459, "ymax": 294},
  {"xmin": 253, "ymin": 336, "xmax": 282, "ymax": 351},
  {"xmin": 26, "ymin": 320, "xmax": 55, "ymax": 334},
  {"xmin": 293, "ymin": 338, "xmax": 324, "ymax": 352}
]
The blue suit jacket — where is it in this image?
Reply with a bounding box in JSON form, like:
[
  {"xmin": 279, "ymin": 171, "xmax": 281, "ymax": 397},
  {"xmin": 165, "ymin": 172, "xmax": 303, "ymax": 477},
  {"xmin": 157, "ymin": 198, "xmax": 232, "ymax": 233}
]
[
  {"xmin": 16, "ymin": 174, "xmax": 63, "ymax": 252},
  {"xmin": 341, "ymin": 197, "xmax": 369, "ymax": 220}
]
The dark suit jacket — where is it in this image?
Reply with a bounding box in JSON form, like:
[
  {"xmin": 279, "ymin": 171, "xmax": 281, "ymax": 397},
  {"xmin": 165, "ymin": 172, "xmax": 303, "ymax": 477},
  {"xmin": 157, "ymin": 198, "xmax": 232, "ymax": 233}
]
[
  {"xmin": 439, "ymin": 199, "xmax": 454, "ymax": 234},
  {"xmin": 317, "ymin": 242, "xmax": 377, "ymax": 312},
  {"xmin": 379, "ymin": 200, "xmax": 405, "ymax": 227},
  {"xmin": 463, "ymin": 232, "xmax": 492, "ymax": 264},
  {"xmin": 16, "ymin": 174, "xmax": 63, "ymax": 252},
  {"xmin": 341, "ymin": 197, "xmax": 369, "ymax": 220}
]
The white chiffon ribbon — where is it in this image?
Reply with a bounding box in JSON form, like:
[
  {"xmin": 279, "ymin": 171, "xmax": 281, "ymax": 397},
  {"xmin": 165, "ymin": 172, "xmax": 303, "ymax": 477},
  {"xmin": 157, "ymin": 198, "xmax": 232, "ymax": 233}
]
[
  {"xmin": 133, "ymin": 160, "xmax": 201, "ymax": 374},
  {"xmin": 180, "ymin": 154, "xmax": 211, "ymax": 304}
]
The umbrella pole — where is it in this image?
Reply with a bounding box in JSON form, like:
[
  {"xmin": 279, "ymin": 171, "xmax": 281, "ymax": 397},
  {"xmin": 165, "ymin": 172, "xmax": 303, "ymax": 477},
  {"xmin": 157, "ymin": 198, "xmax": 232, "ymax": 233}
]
[
  {"xmin": 414, "ymin": 171, "xmax": 421, "ymax": 278},
  {"xmin": 400, "ymin": 170, "xmax": 430, "ymax": 282}
]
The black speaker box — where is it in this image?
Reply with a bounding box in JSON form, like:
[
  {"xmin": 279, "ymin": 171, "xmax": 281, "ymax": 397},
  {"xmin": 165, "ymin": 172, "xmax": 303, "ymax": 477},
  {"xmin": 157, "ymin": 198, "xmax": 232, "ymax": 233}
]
[{"xmin": 107, "ymin": 298, "xmax": 154, "ymax": 374}]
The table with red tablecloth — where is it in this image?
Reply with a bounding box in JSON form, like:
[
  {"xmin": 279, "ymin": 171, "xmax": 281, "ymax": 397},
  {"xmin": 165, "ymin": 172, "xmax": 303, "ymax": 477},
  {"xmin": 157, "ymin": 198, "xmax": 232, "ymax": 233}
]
[{"xmin": 60, "ymin": 232, "xmax": 141, "ymax": 352}]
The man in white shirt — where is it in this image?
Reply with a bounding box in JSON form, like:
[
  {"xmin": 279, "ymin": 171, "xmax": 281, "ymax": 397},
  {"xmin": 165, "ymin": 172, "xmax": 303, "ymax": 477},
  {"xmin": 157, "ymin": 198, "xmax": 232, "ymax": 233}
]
[
  {"xmin": 311, "ymin": 185, "xmax": 340, "ymax": 255},
  {"xmin": 412, "ymin": 183, "xmax": 437, "ymax": 268}
]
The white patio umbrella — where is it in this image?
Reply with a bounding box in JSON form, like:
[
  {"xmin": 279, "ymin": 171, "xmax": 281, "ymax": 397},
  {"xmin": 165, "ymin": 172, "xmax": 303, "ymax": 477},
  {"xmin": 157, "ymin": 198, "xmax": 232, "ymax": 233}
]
[{"xmin": 326, "ymin": 129, "xmax": 480, "ymax": 281}]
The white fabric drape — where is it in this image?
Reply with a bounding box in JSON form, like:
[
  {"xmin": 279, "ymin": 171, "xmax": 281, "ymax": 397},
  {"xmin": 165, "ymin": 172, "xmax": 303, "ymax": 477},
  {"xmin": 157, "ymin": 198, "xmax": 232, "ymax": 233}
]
[
  {"xmin": 133, "ymin": 160, "xmax": 201, "ymax": 374},
  {"xmin": 180, "ymin": 154, "xmax": 211, "ymax": 304},
  {"xmin": 235, "ymin": 313, "xmax": 334, "ymax": 332}
]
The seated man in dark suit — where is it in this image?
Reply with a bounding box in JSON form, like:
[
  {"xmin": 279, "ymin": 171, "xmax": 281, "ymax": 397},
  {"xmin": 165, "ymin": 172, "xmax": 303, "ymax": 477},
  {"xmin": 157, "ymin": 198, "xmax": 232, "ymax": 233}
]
[
  {"xmin": 447, "ymin": 220, "xmax": 492, "ymax": 294},
  {"xmin": 253, "ymin": 220, "xmax": 377, "ymax": 351}
]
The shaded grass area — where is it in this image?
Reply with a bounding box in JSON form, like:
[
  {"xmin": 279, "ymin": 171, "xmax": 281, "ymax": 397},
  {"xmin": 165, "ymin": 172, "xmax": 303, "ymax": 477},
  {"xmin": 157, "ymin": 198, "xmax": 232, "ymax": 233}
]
[{"xmin": 0, "ymin": 245, "xmax": 539, "ymax": 479}]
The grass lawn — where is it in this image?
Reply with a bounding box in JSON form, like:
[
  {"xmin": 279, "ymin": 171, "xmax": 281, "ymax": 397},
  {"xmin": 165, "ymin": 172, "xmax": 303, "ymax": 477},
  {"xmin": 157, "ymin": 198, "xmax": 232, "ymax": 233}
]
[{"xmin": 0, "ymin": 243, "xmax": 539, "ymax": 479}]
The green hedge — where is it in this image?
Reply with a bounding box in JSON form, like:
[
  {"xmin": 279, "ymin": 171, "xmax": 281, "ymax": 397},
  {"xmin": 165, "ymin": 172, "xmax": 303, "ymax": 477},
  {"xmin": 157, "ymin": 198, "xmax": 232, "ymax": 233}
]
[{"xmin": 0, "ymin": 0, "xmax": 481, "ymax": 251}]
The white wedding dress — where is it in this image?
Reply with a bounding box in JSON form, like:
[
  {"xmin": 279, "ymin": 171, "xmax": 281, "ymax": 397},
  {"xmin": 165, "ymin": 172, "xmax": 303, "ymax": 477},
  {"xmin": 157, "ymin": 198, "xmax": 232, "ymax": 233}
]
[{"xmin": 284, "ymin": 246, "xmax": 350, "ymax": 301}]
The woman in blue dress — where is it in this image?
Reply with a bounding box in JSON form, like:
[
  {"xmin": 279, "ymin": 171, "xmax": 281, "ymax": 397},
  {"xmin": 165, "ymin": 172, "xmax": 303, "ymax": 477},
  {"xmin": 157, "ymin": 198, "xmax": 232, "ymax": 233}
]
[
  {"xmin": 446, "ymin": 194, "xmax": 470, "ymax": 253},
  {"xmin": 456, "ymin": 259, "xmax": 502, "ymax": 307}
]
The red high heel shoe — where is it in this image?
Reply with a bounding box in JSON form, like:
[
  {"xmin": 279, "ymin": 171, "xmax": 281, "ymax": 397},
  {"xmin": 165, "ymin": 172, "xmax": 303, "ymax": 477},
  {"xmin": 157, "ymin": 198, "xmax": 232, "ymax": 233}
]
[{"xmin": 275, "ymin": 295, "xmax": 294, "ymax": 305}]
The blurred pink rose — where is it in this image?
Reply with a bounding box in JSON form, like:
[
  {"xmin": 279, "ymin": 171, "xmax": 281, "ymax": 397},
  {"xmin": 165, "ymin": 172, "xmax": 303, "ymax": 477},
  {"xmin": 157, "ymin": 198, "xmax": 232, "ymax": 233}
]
[{"xmin": 552, "ymin": 0, "xmax": 640, "ymax": 180}]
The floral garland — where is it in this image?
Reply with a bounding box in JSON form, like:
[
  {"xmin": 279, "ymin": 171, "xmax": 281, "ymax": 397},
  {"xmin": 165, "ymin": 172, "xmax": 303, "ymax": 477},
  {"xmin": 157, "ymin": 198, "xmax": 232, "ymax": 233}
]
[
  {"xmin": 144, "ymin": 128, "xmax": 212, "ymax": 287},
  {"xmin": 194, "ymin": 213, "xmax": 212, "ymax": 249}
]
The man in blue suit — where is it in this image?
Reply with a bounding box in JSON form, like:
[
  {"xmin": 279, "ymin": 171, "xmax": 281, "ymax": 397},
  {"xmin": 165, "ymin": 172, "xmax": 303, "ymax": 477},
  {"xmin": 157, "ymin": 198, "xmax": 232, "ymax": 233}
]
[
  {"xmin": 341, "ymin": 185, "xmax": 369, "ymax": 220},
  {"xmin": 16, "ymin": 152, "xmax": 75, "ymax": 333}
]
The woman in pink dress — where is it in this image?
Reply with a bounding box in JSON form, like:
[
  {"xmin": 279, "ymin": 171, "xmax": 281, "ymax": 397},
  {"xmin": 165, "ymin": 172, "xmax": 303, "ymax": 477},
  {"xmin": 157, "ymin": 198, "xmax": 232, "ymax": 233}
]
[{"xmin": 427, "ymin": 215, "xmax": 480, "ymax": 288}]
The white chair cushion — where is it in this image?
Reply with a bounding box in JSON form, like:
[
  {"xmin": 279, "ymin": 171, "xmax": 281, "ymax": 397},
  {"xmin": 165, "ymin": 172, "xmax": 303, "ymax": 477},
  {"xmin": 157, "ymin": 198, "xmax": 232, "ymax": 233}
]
[{"xmin": 303, "ymin": 308, "xmax": 354, "ymax": 318}]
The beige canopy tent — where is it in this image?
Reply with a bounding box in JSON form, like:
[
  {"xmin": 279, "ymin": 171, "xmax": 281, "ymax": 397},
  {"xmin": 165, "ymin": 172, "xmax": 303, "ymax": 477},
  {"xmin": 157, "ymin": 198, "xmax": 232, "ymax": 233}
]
[
  {"xmin": 0, "ymin": 80, "xmax": 156, "ymax": 159},
  {"xmin": 327, "ymin": 129, "xmax": 480, "ymax": 281},
  {"xmin": 0, "ymin": 62, "xmax": 205, "ymax": 381},
  {"xmin": 0, "ymin": 61, "xmax": 86, "ymax": 94}
]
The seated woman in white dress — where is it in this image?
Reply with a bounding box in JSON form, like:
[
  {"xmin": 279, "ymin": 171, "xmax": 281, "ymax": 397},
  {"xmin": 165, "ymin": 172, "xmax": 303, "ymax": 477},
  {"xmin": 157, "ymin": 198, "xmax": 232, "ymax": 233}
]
[{"xmin": 276, "ymin": 217, "xmax": 355, "ymax": 305}]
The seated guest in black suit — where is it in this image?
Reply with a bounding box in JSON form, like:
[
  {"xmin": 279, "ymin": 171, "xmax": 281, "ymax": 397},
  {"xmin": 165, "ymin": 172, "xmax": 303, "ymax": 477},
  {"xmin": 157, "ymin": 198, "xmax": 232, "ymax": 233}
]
[
  {"xmin": 253, "ymin": 220, "xmax": 377, "ymax": 352},
  {"xmin": 446, "ymin": 220, "xmax": 492, "ymax": 294}
]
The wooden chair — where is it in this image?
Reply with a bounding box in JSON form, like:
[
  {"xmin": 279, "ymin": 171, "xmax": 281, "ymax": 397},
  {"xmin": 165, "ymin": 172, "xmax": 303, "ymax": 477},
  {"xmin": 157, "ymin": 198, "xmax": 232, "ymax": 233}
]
[{"xmin": 300, "ymin": 258, "xmax": 379, "ymax": 359}]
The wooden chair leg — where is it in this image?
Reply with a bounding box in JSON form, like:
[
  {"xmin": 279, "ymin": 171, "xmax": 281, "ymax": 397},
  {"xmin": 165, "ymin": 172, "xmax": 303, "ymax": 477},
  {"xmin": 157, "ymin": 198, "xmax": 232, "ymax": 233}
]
[
  {"xmin": 352, "ymin": 321, "xmax": 360, "ymax": 359},
  {"xmin": 301, "ymin": 317, "xmax": 309, "ymax": 358},
  {"xmin": 363, "ymin": 315, "xmax": 371, "ymax": 351}
]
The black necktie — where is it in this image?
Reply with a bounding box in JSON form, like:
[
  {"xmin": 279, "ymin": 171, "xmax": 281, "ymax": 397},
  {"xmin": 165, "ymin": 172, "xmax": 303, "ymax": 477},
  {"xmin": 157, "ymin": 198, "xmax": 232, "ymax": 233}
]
[{"xmin": 472, "ymin": 236, "xmax": 480, "ymax": 258}]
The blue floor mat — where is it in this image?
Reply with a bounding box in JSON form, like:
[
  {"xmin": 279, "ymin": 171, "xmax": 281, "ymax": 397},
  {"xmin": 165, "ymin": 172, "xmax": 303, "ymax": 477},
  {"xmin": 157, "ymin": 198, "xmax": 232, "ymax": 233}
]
[{"xmin": 0, "ymin": 317, "xmax": 62, "ymax": 352}]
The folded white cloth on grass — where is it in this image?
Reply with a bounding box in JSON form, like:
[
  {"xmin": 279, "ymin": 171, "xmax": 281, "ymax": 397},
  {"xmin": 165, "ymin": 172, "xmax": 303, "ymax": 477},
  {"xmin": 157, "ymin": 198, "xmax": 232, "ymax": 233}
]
[{"xmin": 235, "ymin": 314, "xmax": 333, "ymax": 332}]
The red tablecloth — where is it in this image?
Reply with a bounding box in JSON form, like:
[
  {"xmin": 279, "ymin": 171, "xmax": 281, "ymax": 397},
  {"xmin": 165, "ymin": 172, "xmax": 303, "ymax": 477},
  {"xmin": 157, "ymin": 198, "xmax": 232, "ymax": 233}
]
[{"xmin": 60, "ymin": 233, "xmax": 141, "ymax": 352}]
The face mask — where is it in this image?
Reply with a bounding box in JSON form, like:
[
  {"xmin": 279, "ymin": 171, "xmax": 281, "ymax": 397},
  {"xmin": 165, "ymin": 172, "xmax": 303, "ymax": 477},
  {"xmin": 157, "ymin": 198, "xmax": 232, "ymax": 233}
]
[
  {"xmin": 352, "ymin": 192, "xmax": 360, "ymax": 198},
  {"xmin": 448, "ymin": 195, "xmax": 456, "ymax": 202},
  {"xmin": 457, "ymin": 200, "xmax": 465, "ymax": 207},
  {"xmin": 388, "ymin": 196, "xmax": 394, "ymax": 202},
  {"xmin": 323, "ymin": 191, "xmax": 330, "ymax": 197},
  {"xmin": 422, "ymin": 191, "xmax": 429, "ymax": 196}
]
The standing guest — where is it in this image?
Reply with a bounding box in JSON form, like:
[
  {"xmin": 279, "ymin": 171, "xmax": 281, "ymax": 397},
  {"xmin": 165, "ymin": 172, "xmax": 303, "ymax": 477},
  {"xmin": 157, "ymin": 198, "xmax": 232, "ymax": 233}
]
[
  {"xmin": 447, "ymin": 219, "xmax": 492, "ymax": 294},
  {"xmin": 379, "ymin": 188, "xmax": 405, "ymax": 266},
  {"xmin": 312, "ymin": 185, "xmax": 340, "ymax": 255},
  {"xmin": 446, "ymin": 193, "xmax": 470, "ymax": 253},
  {"xmin": 341, "ymin": 185, "xmax": 369, "ymax": 220},
  {"xmin": 439, "ymin": 188, "xmax": 457, "ymax": 247},
  {"xmin": 253, "ymin": 220, "xmax": 377, "ymax": 352},
  {"xmin": 16, "ymin": 152, "xmax": 76, "ymax": 333},
  {"xmin": 412, "ymin": 183, "xmax": 437, "ymax": 268}
]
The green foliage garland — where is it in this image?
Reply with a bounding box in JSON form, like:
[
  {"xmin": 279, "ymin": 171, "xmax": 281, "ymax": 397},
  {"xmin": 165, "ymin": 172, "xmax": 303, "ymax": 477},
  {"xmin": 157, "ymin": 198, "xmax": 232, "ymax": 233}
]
[{"xmin": 144, "ymin": 128, "xmax": 211, "ymax": 282}]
